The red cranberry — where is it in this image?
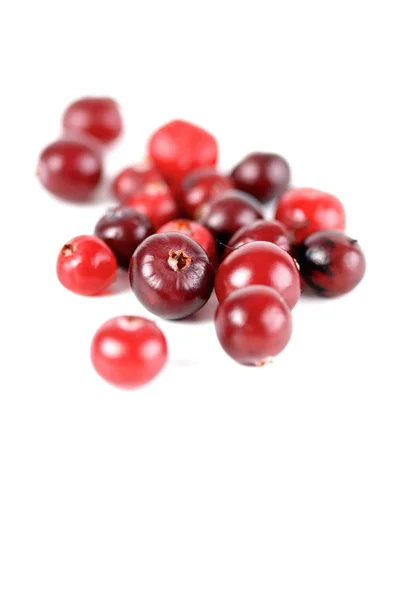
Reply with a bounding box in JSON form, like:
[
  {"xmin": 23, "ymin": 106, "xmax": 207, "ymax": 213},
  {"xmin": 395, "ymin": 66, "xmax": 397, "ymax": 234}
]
[
  {"xmin": 148, "ymin": 119, "xmax": 218, "ymax": 188},
  {"xmin": 124, "ymin": 181, "xmax": 179, "ymax": 230},
  {"xmin": 275, "ymin": 188, "xmax": 346, "ymax": 243},
  {"xmin": 91, "ymin": 316, "xmax": 167, "ymax": 388},
  {"xmin": 294, "ymin": 230, "xmax": 366, "ymax": 296},
  {"xmin": 224, "ymin": 219, "xmax": 292, "ymax": 257},
  {"xmin": 37, "ymin": 140, "xmax": 102, "ymax": 201},
  {"xmin": 112, "ymin": 163, "xmax": 163, "ymax": 203},
  {"xmin": 215, "ymin": 285, "xmax": 292, "ymax": 365},
  {"xmin": 215, "ymin": 241, "xmax": 300, "ymax": 309},
  {"xmin": 129, "ymin": 233, "xmax": 215, "ymax": 319},
  {"xmin": 57, "ymin": 235, "xmax": 117, "ymax": 295},
  {"xmin": 94, "ymin": 207, "xmax": 153, "ymax": 269},
  {"xmin": 179, "ymin": 167, "xmax": 233, "ymax": 218},
  {"xmin": 62, "ymin": 97, "xmax": 122, "ymax": 144},
  {"xmin": 199, "ymin": 190, "xmax": 263, "ymax": 250},
  {"xmin": 231, "ymin": 152, "xmax": 290, "ymax": 203},
  {"xmin": 157, "ymin": 218, "xmax": 217, "ymax": 266}
]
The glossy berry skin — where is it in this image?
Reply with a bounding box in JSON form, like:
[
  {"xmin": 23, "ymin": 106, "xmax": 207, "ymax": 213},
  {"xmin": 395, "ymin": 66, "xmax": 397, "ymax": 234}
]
[
  {"xmin": 129, "ymin": 233, "xmax": 215, "ymax": 320},
  {"xmin": 157, "ymin": 219, "xmax": 217, "ymax": 266},
  {"xmin": 275, "ymin": 188, "xmax": 346, "ymax": 243},
  {"xmin": 179, "ymin": 167, "xmax": 233, "ymax": 219},
  {"xmin": 231, "ymin": 152, "xmax": 290, "ymax": 203},
  {"xmin": 37, "ymin": 140, "xmax": 102, "ymax": 201},
  {"xmin": 62, "ymin": 97, "xmax": 122, "ymax": 144},
  {"xmin": 125, "ymin": 182, "xmax": 179, "ymax": 230},
  {"xmin": 112, "ymin": 163, "xmax": 163, "ymax": 203},
  {"xmin": 91, "ymin": 316, "xmax": 167, "ymax": 388},
  {"xmin": 224, "ymin": 219, "xmax": 292, "ymax": 257},
  {"xmin": 294, "ymin": 230, "xmax": 366, "ymax": 297},
  {"xmin": 215, "ymin": 241, "xmax": 300, "ymax": 309},
  {"xmin": 56, "ymin": 235, "xmax": 117, "ymax": 296},
  {"xmin": 199, "ymin": 190, "xmax": 263, "ymax": 249},
  {"xmin": 94, "ymin": 207, "xmax": 153, "ymax": 269},
  {"xmin": 215, "ymin": 285, "xmax": 292, "ymax": 365},
  {"xmin": 148, "ymin": 119, "xmax": 218, "ymax": 188}
]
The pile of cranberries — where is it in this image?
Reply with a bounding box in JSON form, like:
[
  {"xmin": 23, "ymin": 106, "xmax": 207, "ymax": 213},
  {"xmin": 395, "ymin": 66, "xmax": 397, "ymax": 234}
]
[{"xmin": 38, "ymin": 96, "xmax": 366, "ymax": 388}]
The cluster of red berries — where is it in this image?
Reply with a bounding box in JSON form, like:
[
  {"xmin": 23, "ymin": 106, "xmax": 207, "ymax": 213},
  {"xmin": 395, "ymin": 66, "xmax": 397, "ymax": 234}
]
[{"xmin": 37, "ymin": 97, "xmax": 366, "ymax": 389}]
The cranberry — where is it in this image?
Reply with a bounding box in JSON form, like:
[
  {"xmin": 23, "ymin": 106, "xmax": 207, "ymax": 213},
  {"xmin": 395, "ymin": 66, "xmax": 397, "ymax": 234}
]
[
  {"xmin": 94, "ymin": 207, "xmax": 153, "ymax": 269},
  {"xmin": 294, "ymin": 230, "xmax": 366, "ymax": 296},
  {"xmin": 199, "ymin": 190, "xmax": 263, "ymax": 250},
  {"xmin": 148, "ymin": 119, "xmax": 218, "ymax": 188},
  {"xmin": 62, "ymin": 97, "xmax": 122, "ymax": 144},
  {"xmin": 215, "ymin": 285, "xmax": 292, "ymax": 365},
  {"xmin": 157, "ymin": 219, "xmax": 217, "ymax": 266},
  {"xmin": 125, "ymin": 181, "xmax": 179, "ymax": 230},
  {"xmin": 231, "ymin": 152, "xmax": 290, "ymax": 203},
  {"xmin": 37, "ymin": 140, "xmax": 102, "ymax": 201},
  {"xmin": 224, "ymin": 219, "xmax": 292, "ymax": 257},
  {"xmin": 57, "ymin": 235, "xmax": 117, "ymax": 295},
  {"xmin": 179, "ymin": 167, "xmax": 233, "ymax": 218},
  {"xmin": 129, "ymin": 233, "xmax": 215, "ymax": 320},
  {"xmin": 275, "ymin": 187, "xmax": 346, "ymax": 243},
  {"xmin": 215, "ymin": 241, "xmax": 300, "ymax": 309},
  {"xmin": 112, "ymin": 163, "xmax": 163, "ymax": 203},
  {"xmin": 91, "ymin": 316, "xmax": 167, "ymax": 388}
]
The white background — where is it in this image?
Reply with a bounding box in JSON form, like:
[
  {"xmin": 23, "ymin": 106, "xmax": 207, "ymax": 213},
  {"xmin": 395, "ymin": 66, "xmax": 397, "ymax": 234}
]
[{"xmin": 1, "ymin": 1, "xmax": 400, "ymax": 598}]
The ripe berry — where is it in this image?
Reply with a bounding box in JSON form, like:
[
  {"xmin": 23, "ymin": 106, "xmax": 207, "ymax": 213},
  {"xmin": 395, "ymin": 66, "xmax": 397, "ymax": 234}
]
[
  {"xmin": 94, "ymin": 207, "xmax": 153, "ymax": 269},
  {"xmin": 199, "ymin": 190, "xmax": 263, "ymax": 249},
  {"xmin": 125, "ymin": 181, "xmax": 179, "ymax": 229},
  {"xmin": 129, "ymin": 233, "xmax": 215, "ymax": 320},
  {"xmin": 215, "ymin": 241, "xmax": 301, "ymax": 309},
  {"xmin": 57, "ymin": 235, "xmax": 117, "ymax": 296},
  {"xmin": 215, "ymin": 286, "xmax": 292, "ymax": 365},
  {"xmin": 231, "ymin": 152, "xmax": 290, "ymax": 203},
  {"xmin": 275, "ymin": 187, "xmax": 346, "ymax": 243},
  {"xmin": 294, "ymin": 230, "xmax": 366, "ymax": 296},
  {"xmin": 91, "ymin": 316, "xmax": 168, "ymax": 388},
  {"xmin": 62, "ymin": 97, "xmax": 122, "ymax": 144},
  {"xmin": 157, "ymin": 219, "xmax": 217, "ymax": 266},
  {"xmin": 37, "ymin": 139, "xmax": 102, "ymax": 201},
  {"xmin": 148, "ymin": 119, "xmax": 218, "ymax": 188},
  {"xmin": 112, "ymin": 163, "xmax": 163, "ymax": 203},
  {"xmin": 224, "ymin": 219, "xmax": 292, "ymax": 257},
  {"xmin": 179, "ymin": 167, "xmax": 233, "ymax": 218}
]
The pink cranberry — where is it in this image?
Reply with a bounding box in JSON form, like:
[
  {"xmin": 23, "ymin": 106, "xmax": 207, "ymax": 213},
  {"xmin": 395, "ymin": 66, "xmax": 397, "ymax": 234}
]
[
  {"xmin": 179, "ymin": 167, "xmax": 233, "ymax": 218},
  {"xmin": 125, "ymin": 181, "xmax": 180, "ymax": 229},
  {"xmin": 112, "ymin": 163, "xmax": 163, "ymax": 203},
  {"xmin": 224, "ymin": 219, "xmax": 292, "ymax": 257},
  {"xmin": 63, "ymin": 97, "xmax": 122, "ymax": 144},
  {"xmin": 231, "ymin": 152, "xmax": 290, "ymax": 203}
]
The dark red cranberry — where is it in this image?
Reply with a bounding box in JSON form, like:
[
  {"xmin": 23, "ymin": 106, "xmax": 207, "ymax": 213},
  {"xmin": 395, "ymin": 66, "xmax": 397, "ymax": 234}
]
[
  {"xmin": 148, "ymin": 119, "xmax": 218, "ymax": 188},
  {"xmin": 199, "ymin": 190, "xmax": 263, "ymax": 251},
  {"xmin": 294, "ymin": 230, "xmax": 366, "ymax": 296},
  {"xmin": 62, "ymin": 97, "xmax": 122, "ymax": 144},
  {"xmin": 224, "ymin": 219, "xmax": 292, "ymax": 257},
  {"xmin": 112, "ymin": 163, "xmax": 163, "ymax": 203},
  {"xmin": 215, "ymin": 285, "xmax": 292, "ymax": 365},
  {"xmin": 57, "ymin": 235, "xmax": 117, "ymax": 295},
  {"xmin": 94, "ymin": 207, "xmax": 153, "ymax": 268},
  {"xmin": 157, "ymin": 219, "xmax": 217, "ymax": 266},
  {"xmin": 215, "ymin": 241, "xmax": 300, "ymax": 309},
  {"xmin": 124, "ymin": 181, "xmax": 179, "ymax": 229},
  {"xmin": 231, "ymin": 152, "xmax": 290, "ymax": 203},
  {"xmin": 179, "ymin": 167, "xmax": 233, "ymax": 218},
  {"xmin": 275, "ymin": 187, "xmax": 346, "ymax": 243},
  {"xmin": 37, "ymin": 140, "xmax": 102, "ymax": 201},
  {"xmin": 129, "ymin": 233, "xmax": 215, "ymax": 319},
  {"xmin": 91, "ymin": 316, "xmax": 168, "ymax": 388}
]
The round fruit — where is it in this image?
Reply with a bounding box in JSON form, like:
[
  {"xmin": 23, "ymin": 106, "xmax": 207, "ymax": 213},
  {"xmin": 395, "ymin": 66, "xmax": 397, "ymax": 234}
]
[
  {"xmin": 62, "ymin": 97, "xmax": 122, "ymax": 144},
  {"xmin": 125, "ymin": 181, "xmax": 179, "ymax": 229},
  {"xmin": 179, "ymin": 167, "xmax": 233, "ymax": 218},
  {"xmin": 224, "ymin": 219, "xmax": 292, "ymax": 257},
  {"xmin": 215, "ymin": 241, "xmax": 300, "ymax": 309},
  {"xmin": 94, "ymin": 207, "xmax": 153, "ymax": 268},
  {"xmin": 37, "ymin": 139, "xmax": 102, "ymax": 201},
  {"xmin": 157, "ymin": 219, "xmax": 217, "ymax": 265},
  {"xmin": 91, "ymin": 316, "xmax": 167, "ymax": 388},
  {"xmin": 112, "ymin": 163, "xmax": 163, "ymax": 203},
  {"xmin": 129, "ymin": 233, "xmax": 215, "ymax": 319},
  {"xmin": 275, "ymin": 187, "xmax": 346, "ymax": 243},
  {"xmin": 231, "ymin": 152, "xmax": 290, "ymax": 203},
  {"xmin": 215, "ymin": 285, "xmax": 292, "ymax": 365},
  {"xmin": 56, "ymin": 235, "xmax": 117, "ymax": 295}
]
